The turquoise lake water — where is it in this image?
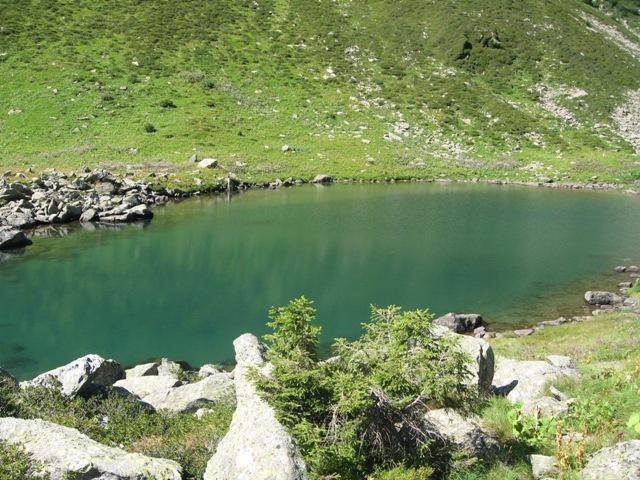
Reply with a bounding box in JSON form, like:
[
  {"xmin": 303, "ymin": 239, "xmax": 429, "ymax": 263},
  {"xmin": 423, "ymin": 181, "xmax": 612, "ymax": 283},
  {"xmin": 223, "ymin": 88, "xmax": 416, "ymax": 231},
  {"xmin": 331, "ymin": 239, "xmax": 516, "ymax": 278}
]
[{"xmin": 1, "ymin": 183, "xmax": 638, "ymax": 379}]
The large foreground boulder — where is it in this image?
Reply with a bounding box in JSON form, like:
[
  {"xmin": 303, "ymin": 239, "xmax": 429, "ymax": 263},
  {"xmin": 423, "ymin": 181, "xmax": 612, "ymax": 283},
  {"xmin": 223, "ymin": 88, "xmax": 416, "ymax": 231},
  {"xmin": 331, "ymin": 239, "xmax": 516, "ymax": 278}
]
[
  {"xmin": 433, "ymin": 325, "xmax": 494, "ymax": 393},
  {"xmin": 21, "ymin": 354, "xmax": 124, "ymax": 397},
  {"xmin": 581, "ymin": 440, "xmax": 640, "ymax": 480},
  {"xmin": 0, "ymin": 226, "xmax": 32, "ymax": 250},
  {"xmin": 204, "ymin": 334, "xmax": 307, "ymax": 480},
  {"xmin": 492, "ymin": 357, "xmax": 579, "ymax": 403},
  {"xmin": 424, "ymin": 408, "xmax": 500, "ymax": 460},
  {"xmin": 0, "ymin": 417, "xmax": 182, "ymax": 480}
]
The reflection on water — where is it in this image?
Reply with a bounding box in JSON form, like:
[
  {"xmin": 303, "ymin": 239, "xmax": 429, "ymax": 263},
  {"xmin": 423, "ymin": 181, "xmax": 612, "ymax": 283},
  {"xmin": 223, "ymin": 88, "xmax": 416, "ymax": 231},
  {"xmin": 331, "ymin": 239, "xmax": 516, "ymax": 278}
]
[{"xmin": 1, "ymin": 183, "xmax": 639, "ymax": 379}]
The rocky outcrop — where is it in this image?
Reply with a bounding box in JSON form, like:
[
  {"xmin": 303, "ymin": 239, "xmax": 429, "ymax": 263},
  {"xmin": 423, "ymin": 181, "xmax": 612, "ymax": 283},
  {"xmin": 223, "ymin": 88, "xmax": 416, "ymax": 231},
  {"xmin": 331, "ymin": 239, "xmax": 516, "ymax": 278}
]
[
  {"xmin": 581, "ymin": 440, "xmax": 640, "ymax": 480},
  {"xmin": 21, "ymin": 354, "xmax": 124, "ymax": 397},
  {"xmin": 492, "ymin": 357, "xmax": 579, "ymax": 404},
  {"xmin": 114, "ymin": 373, "xmax": 233, "ymax": 413},
  {"xmin": 434, "ymin": 312, "xmax": 484, "ymax": 333},
  {"xmin": 433, "ymin": 325, "xmax": 494, "ymax": 393},
  {"xmin": 0, "ymin": 170, "xmax": 165, "ymax": 236},
  {"xmin": 424, "ymin": 408, "xmax": 500, "ymax": 460},
  {"xmin": 584, "ymin": 291, "xmax": 623, "ymax": 306},
  {"xmin": 0, "ymin": 417, "xmax": 182, "ymax": 480},
  {"xmin": 204, "ymin": 334, "xmax": 307, "ymax": 480},
  {"xmin": 0, "ymin": 226, "xmax": 32, "ymax": 250}
]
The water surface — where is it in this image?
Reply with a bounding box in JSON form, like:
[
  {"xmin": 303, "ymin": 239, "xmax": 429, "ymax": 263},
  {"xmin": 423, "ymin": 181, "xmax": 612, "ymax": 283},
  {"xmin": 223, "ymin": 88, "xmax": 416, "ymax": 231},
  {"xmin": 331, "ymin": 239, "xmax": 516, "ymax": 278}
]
[{"xmin": 1, "ymin": 183, "xmax": 638, "ymax": 379}]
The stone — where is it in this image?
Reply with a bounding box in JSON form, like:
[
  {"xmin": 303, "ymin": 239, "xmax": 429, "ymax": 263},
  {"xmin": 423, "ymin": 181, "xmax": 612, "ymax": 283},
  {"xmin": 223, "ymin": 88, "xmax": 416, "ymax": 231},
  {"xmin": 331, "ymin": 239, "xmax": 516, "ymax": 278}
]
[
  {"xmin": 157, "ymin": 358, "xmax": 186, "ymax": 378},
  {"xmin": 546, "ymin": 355, "xmax": 575, "ymax": 369},
  {"xmin": 0, "ymin": 226, "xmax": 32, "ymax": 250},
  {"xmin": 125, "ymin": 362, "xmax": 159, "ymax": 378},
  {"xmin": 55, "ymin": 204, "xmax": 82, "ymax": 223},
  {"xmin": 584, "ymin": 291, "xmax": 623, "ymax": 305},
  {"xmin": 530, "ymin": 454, "xmax": 558, "ymax": 480},
  {"xmin": 79, "ymin": 208, "xmax": 98, "ymax": 223},
  {"xmin": 0, "ymin": 418, "xmax": 182, "ymax": 480},
  {"xmin": 204, "ymin": 334, "xmax": 307, "ymax": 480},
  {"xmin": 434, "ymin": 312, "xmax": 484, "ymax": 333},
  {"xmin": 21, "ymin": 354, "xmax": 124, "ymax": 397},
  {"xmin": 95, "ymin": 181, "xmax": 116, "ymax": 195},
  {"xmin": 619, "ymin": 282, "xmax": 633, "ymax": 288},
  {"xmin": 311, "ymin": 174, "xmax": 333, "ymax": 184},
  {"xmin": 492, "ymin": 357, "xmax": 579, "ymax": 403},
  {"xmin": 514, "ymin": 328, "xmax": 535, "ymax": 337},
  {"xmin": 197, "ymin": 158, "xmax": 219, "ymax": 169},
  {"xmin": 144, "ymin": 374, "xmax": 234, "ymax": 413},
  {"xmin": 423, "ymin": 408, "xmax": 501, "ymax": 460},
  {"xmin": 433, "ymin": 325, "xmax": 494, "ymax": 393},
  {"xmin": 199, "ymin": 364, "xmax": 224, "ymax": 378},
  {"xmin": 125, "ymin": 204, "xmax": 153, "ymax": 220},
  {"xmin": 582, "ymin": 440, "xmax": 640, "ymax": 480},
  {"xmin": 614, "ymin": 266, "xmax": 627, "ymax": 272},
  {"xmin": 114, "ymin": 375, "xmax": 182, "ymax": 403},
  {"xmin": 522, "ymin": 396, "xmax": 569, "ymax": 418},
  {"xmin": 627, "ymin": 266, "xmax": 640, "ymax": 273}
]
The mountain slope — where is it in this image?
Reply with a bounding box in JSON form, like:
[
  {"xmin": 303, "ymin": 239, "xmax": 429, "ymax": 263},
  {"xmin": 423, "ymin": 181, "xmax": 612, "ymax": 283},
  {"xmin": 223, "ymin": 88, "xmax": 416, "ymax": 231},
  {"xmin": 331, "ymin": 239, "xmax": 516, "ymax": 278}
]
[{"xmin": 1, "ymin": 0, "xmax": 640, "ymax": 185}]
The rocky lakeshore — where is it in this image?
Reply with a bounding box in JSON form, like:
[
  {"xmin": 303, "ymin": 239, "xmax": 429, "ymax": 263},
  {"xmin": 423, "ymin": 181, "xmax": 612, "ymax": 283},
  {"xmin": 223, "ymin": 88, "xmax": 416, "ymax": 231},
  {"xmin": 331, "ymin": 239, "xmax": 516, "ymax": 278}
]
[{"xmin": 1, "ymin": 273, "xmax": 639, "ymax": 480}]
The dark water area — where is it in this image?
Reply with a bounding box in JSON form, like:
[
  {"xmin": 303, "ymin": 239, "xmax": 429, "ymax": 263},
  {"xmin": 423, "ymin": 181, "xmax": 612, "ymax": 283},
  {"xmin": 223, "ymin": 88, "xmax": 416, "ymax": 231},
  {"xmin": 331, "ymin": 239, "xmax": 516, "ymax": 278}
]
[{"xmin": 1, "ymin": 183, "xmax": 638, "ymax": 379}]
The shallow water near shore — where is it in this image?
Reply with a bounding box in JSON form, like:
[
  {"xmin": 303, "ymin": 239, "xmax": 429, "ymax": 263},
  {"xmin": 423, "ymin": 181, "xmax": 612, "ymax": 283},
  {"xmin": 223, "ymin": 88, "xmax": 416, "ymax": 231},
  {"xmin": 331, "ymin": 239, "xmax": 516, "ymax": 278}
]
[{"xmin": 1, "ymin": 183, "xmax": 638, "ymax": 379}]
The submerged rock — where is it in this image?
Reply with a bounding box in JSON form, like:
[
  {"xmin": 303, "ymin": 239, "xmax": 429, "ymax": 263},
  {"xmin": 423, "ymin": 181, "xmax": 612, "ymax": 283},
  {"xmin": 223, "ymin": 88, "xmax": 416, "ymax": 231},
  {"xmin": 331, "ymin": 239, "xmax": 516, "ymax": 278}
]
[
  {"xmin": 0, "ymin": 417, "xmax": 182, "ymax": 480},
  {"xmin": 424, "ymin": 408, "xmax": 501, "ymax": 460},
  {"xmin": 204, "ymin": 334, "xmax": 307, "ymax": 480},
  {"xmin": 581, "ymin": 440, "xmax": 640, "ymax": 480},
  {"xmin": 21, "ymin": 354, "xmax": 124, "ymax": 397}
]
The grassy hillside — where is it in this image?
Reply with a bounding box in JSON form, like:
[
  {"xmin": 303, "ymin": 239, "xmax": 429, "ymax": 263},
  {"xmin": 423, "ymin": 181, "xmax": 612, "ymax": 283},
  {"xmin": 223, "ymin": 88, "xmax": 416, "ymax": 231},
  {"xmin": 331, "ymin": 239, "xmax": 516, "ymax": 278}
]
[{"xmin": 1, "ymin": 0, "xmax": 640, "ymax": 187}]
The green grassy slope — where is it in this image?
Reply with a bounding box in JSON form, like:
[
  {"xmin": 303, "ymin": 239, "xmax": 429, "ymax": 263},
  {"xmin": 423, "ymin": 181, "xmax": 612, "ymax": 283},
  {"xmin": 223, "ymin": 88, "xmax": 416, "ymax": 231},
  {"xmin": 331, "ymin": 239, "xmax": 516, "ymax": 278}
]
[{"xmin": 1, "ymin": 0, "xmax": 640, "ymax": 186}]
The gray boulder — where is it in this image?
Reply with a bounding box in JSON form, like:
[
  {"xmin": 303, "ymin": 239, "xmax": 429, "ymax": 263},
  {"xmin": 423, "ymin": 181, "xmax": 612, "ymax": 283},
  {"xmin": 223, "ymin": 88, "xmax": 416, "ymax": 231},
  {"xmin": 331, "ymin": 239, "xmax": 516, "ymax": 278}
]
[
  {"xmin": 114, "ymin": 373, "xmax": 233, "ymax": 413},
  {"xmin": 424, "ymin": 408, "xmax": 500, "ymax": 460},
  {"xmin": 125, "ymin": 362, "xmax": 160, "ymax": 378},
  {"xmin": 581, "ymin": 440, "xmax": 640, "ymax": 480},
  {"xmin": 492, "ymin": 358, "xmax": 579, "ymax": 403},
  {"xmin": 584, "ymin": 291, "xmax": 623, "ymax": 306},
  {"xmin": 114, "ymin": 376, "xmax": 181, "ymax": 400},
  {"xmin": 145, "ymin": 374, "xmax": 234, "ymax": 413},
  {"xmin": 311, "ymin": 174, "xmax": 332, "ymax": 184},
  {"xmin": 434, "ymin": 312, "xmax": 484, "ymax": 333},
  {"xmin": 0, "ymin": 417, "xmax": 182, "ymax": 480},
  {"xmin": 0, "ymin": 226, "xmax": 32, "ymax": 250},
  {"xmin": 204, "ymin": 334, "xmax": 307, "ymax": 480},
  {"xmin": 21, "ymin": 354, "xmax": 124, "ymax": 397},
  {"xmin": 197, "ymin": 158, "xmax": 219, "ymax": 169},
  {"xmin": 530, "ymin": 454, "xmax": 558, "ymax": 480},
  {"xmin": 522, "ymin": 396, "xmax": 570, "ymax": 418},
  {"xmin": 433, "ymin": 325, "xmax": 495, "ymax": 393}
]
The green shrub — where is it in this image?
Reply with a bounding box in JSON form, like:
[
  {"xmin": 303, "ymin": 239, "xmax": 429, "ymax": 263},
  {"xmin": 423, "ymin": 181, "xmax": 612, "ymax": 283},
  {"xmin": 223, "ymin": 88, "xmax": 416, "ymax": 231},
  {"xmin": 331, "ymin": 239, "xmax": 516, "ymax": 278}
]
[
  {"xmin": 257, "ymin": 297, "xmax": 476, "ymax": 479},
  {"xmin": 507, "ymin": 404, "xmax": 556, "ymax": 448},
  {"xmin": 0, "ymin": 442, "xmax": 48, "ymax": 480},
  {"xmin": 159, "ymin": 99, "xmax": 176, "ymax": 108},
  {"xmin": 143, "ymin": 123, "xmax": 157, "ymax": 133}
]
